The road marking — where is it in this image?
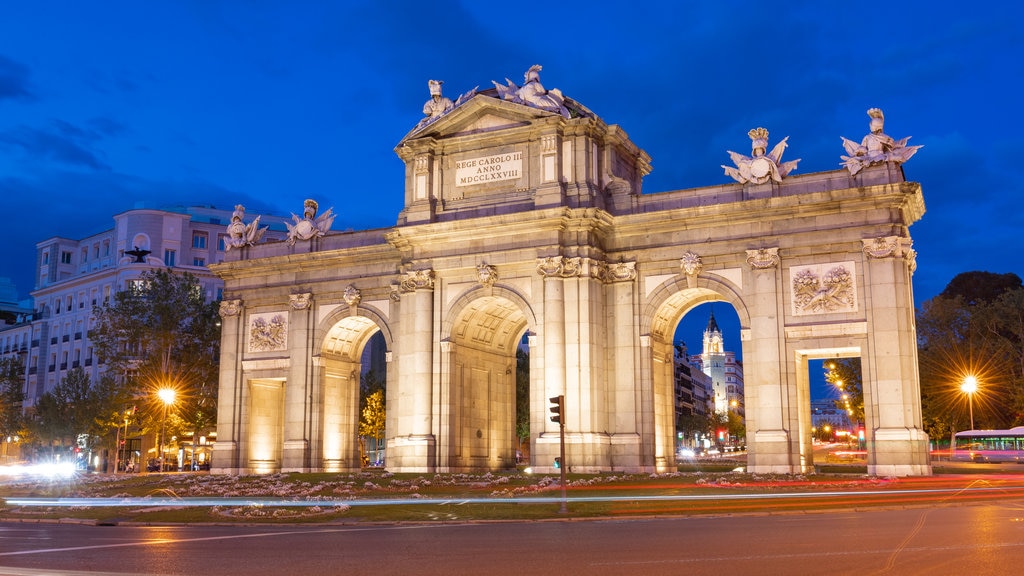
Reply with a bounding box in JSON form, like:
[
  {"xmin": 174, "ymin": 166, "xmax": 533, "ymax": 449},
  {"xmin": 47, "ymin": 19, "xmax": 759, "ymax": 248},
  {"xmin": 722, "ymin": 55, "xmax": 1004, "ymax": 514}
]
[{"xmin": 0, "ymin": 525, "xmax": 438, "ymax": 557}]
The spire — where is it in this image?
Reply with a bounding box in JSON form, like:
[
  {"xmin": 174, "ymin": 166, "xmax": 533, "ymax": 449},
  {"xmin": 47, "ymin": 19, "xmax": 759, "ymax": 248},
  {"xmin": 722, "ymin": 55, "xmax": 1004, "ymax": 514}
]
[{"xmin": 706, "ymin": 311, "xmax": 720, "ymax": 335}]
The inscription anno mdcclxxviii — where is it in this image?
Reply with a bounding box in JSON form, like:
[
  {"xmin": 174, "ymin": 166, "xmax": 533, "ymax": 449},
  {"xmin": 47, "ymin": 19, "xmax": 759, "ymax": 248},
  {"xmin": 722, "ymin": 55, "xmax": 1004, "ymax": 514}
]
[{"xmin": 455, "ymin": 152, "xmax": 523, "ymax": 187}]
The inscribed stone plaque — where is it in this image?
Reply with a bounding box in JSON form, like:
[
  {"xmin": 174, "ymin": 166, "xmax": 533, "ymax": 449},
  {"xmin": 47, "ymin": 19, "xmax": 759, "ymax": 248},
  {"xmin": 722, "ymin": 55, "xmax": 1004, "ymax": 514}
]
[{"xmin": 455, "ymin": 152, "xmax": 523, "ymax": 187}]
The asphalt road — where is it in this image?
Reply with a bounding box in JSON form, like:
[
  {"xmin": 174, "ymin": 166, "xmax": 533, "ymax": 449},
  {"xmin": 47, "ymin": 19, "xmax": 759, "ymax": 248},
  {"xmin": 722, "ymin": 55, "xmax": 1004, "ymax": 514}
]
[{"xmin": 3, "ymin": 499, "xmax": 1024, "ymax": 576}]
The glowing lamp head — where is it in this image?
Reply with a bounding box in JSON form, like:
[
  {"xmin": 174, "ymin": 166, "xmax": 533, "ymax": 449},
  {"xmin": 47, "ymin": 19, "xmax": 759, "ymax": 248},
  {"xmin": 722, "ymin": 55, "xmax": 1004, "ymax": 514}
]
[
  {"xmin": 961, "ymin": 376, "xmax": 978, "ymax": 395},
  {"xmin": 158, "ymin": 388, "xmax": 176, "ymax": 405}
]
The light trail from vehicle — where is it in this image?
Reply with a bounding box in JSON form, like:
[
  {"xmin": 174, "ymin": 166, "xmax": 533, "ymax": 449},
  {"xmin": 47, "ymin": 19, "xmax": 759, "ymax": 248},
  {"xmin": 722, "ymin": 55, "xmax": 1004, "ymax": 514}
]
[{"xmin": 6, "ymin": 481, "xmax": 1024, "ymax": 509}]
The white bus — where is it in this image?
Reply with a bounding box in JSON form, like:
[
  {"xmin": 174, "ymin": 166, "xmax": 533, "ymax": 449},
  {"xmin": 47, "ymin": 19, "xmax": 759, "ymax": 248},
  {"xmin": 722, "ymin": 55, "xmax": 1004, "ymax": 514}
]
[{"xmin": 952, "ymin": 427, "xmax": 1024, "ymax": 463}]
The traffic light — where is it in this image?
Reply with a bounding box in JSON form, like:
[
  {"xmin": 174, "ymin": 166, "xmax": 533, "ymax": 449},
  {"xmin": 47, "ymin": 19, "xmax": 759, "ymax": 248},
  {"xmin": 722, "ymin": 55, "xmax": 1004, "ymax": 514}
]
[
  {"xmin": 549, "ymin": 395, "xmax": 564, "ymax": 425},
  {"xmin": 717, "ymin": 429, "xmax": 726, "ymax": 442}
]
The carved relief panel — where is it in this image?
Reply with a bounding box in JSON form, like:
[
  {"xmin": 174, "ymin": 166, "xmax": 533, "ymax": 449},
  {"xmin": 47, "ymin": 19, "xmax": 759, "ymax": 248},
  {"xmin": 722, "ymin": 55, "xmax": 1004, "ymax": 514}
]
[{"xmin": 789, "ymin": 262, "xmax": 857, "ymax": 316}]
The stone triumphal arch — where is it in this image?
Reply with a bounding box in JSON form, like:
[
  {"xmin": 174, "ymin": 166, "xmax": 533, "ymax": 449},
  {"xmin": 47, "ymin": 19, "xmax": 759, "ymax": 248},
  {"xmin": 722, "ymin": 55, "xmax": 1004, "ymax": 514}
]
[{"xmin": 210, "ymin": 68, "xmax": 930, "ymax": 477}]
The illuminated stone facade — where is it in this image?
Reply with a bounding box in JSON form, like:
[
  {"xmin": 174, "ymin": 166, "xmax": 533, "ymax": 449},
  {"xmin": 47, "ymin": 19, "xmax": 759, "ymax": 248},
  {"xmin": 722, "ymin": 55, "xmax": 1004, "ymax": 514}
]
[{"xmin": 210, "ymin": 76, "xmax": 930, "ymax": 476}]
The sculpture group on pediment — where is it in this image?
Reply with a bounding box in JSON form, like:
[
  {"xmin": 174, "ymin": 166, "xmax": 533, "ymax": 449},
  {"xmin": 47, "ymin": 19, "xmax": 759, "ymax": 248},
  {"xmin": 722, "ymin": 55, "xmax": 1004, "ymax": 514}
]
[
  {"xmin": 285, "ymin": 199, "xmax": 335, "ymax": 246},
  {"xmin": 723, "ymin": 127, "xmax": 800, "ymax": 184},
  {"xmin": 224, "ymin": 204, "xmax": 268, "ymax": 251},
  {"xmin": 492, "ymin": 64, "xmax": 570, "ymax": 118},
  {"xmin": 841, "ymin": 108, "xmax": 922, "ymax": 175}
]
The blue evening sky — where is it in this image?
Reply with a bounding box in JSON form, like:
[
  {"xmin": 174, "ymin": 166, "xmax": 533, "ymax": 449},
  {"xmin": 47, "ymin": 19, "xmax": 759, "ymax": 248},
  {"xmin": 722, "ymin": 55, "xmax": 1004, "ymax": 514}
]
[{"xmin": 2, "ymin": 2, "xmax": 1020, "ymax": 397}]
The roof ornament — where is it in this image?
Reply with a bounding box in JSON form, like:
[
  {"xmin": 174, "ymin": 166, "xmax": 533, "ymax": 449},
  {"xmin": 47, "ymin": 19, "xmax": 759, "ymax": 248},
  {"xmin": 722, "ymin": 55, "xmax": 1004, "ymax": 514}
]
[
  {"xmin": 491, "ymin": 64, "xmax": 569, "ymax": 117},
  {"xmin": 224, "ymin": 204, "xmax": 267, "ymax": 251},
  {"xmin": 840, "ymin": 108, "xmax": 922, "ymax": 175},
  {"xmin": 723, "ymin": 127, "xmax": 800, "ymax": 184},
  {"xmin": 285, "ymin": 198, "xmax": 335, "ymax": 246}
]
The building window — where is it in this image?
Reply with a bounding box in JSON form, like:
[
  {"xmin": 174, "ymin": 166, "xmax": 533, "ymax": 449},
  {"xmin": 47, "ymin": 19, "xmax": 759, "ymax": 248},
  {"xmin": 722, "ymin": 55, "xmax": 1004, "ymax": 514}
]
[
  {"xmin": 43, "ymin": 251, "xmax": 49, "ymax": 264},
  {"xmin": 164, "ymin": 249, "xmax": 176, "ymax": 267},
  {"xmin": 192, "ymin": 232, "xmax": 208, "ymax": 249},
  {"xmin": 218, "ymin": 234, "xmax": 228, "ymax": 251},
  {"xmin": 103, "ymin": 240, "xmax": 110, "ymax": 256},
  {"xmin": 61, "ymin": 251, "xmax": 72, "ymax": 264},
  {"xmin": 193, "ymin": 258, "xmax": 206, "ymax": 267}
]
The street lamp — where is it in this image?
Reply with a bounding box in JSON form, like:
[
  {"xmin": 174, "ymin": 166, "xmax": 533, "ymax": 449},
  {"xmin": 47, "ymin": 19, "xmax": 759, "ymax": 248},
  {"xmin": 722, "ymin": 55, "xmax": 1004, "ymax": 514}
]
[
  {"xmin": 157, "ymin": 388, "xmax": 176, "ymax": 472},
  {"xmin": 960, "ymin": 376, "xmax": 978, "ymax": 430}
]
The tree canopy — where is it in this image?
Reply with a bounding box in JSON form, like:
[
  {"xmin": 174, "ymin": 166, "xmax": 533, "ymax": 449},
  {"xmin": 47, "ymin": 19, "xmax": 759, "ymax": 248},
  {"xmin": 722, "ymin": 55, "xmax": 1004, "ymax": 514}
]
[
  {"xmin": 90, "ymin": 269, "xmax": 221, "ymax": 444},
  {"xmin": 918, "ymin": 272, "xmax": 1024, "ymax": 439}
]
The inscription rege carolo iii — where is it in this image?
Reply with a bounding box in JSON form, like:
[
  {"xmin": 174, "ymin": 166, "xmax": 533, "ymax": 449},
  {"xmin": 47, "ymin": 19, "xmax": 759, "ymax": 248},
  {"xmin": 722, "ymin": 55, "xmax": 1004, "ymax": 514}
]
[{"xmin": 455, "ymin": 152, "xmax": 523, "ymax": 187}]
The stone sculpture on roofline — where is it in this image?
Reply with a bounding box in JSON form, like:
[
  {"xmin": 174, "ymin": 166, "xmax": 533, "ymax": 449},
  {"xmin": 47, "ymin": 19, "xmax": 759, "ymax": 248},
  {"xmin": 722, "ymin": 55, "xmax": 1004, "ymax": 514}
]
[
  {"xmin": 492, "ymin": 64, "xmax": 570, "ymax": 118},
  {"xmin": 840, "ymin": 108, "xmax": 922, "ymax": 175},
  {"xmin": 224, "ymin": 204, "xmax": 267, "ymax": 251},
  {"xmin": 722, "ymin": 127, "xmax": 800, "ymax": 184},
  {"xmin": 285, "ymin": 198, "xmax": 335, "ymax": 246}
]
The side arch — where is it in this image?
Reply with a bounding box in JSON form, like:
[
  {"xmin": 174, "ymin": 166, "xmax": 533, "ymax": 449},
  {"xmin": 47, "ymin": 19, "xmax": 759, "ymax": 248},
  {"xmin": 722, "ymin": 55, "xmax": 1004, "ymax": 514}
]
[
  {"xmin": 643, "ymin": 274, "xmax": 750, "ymax": 341},
  {"xmin": 313, "ymin": 304, "xmax": 395, "ymax": 472}
]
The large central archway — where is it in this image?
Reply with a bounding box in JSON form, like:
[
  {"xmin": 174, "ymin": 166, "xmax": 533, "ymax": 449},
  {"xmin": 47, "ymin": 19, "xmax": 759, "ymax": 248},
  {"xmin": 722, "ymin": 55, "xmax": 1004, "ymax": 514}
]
[{"xmin": 439, "ymin": 290, "xmax": 531, "ymax": 471}]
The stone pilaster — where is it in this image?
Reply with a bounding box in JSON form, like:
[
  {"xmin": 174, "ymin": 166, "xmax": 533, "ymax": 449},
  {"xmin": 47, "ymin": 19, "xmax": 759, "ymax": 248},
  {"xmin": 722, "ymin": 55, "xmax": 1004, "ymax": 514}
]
[
  {"xmin": 282, "ymin": 292, "xmax": 314, "ymax": 472},
  {"xmin": 860, "ymin": 237, "xmax": 931, "ymax": 476},
  {"xmin": 741, "ymin": 248, "xmax": 796, "ymax": 474},
  {"xmin": 389, "ymin": 269, "xmax": 437, "ymax": 472},
  {"xmin": 211, "ymin": 299, "xmax": 244, "ymax": 474}
]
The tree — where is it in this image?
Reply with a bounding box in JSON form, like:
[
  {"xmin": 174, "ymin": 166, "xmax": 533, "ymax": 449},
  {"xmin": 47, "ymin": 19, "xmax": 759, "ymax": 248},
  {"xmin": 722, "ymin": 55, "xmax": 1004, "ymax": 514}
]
[
  {"xmin": 359, "ymin": 389, "xmax": 386, "ymax": 463},
  {"xmin": 0, "ymin": 357, "xmax": 26, "ymax": 459},
  {"xmin": 90, "ymin": 269, "xmax": 221, "ymax": 453},
  {"xmin": 939, "ymin": 271, "xmax": 1022, "ymax": 305},
  {"xmin": 26, "ymin": 368, "xmax": 125, "ymax": 459},
  {"xmin": 917, "ymin": 273, "xmax": 1024, "ymax": 439},
  {"xmin": 677, "ymin": 411, "xmax": 711, "ymax": 446},
  {"xmin": 515, "ymin": 348, "xmax": 529, "ymax": 452},
  {"xmin": 824, "ymin": 358, "xmax": 864, "ymax": 426}
]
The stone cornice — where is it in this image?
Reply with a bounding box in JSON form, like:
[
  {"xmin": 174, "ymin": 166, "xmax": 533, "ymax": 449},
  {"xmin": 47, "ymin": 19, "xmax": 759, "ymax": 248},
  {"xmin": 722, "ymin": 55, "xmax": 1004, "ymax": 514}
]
[{"xmin": 385, "ymin": 207, "xmax": 615, "ymax": 251}]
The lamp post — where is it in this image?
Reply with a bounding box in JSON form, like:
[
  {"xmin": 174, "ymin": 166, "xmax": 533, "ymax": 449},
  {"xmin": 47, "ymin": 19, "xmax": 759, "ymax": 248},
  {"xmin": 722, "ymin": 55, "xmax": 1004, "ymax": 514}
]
[
  {"xmin": 157, "ymin": 388, "xmax": 176, "ymax": 472},
  {"xmin": 961, "ymin": 375, "xmax": 978, "ymax": 430}
]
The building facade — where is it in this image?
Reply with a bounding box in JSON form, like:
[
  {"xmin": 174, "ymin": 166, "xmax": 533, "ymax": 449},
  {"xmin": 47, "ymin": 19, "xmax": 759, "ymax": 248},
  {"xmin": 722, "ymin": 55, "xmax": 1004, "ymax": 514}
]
[
  {"xmin": 673, "ymin": 342, "xmax": 712, "ymax": 451},
  {"xmin": 211, "ymin": 69, "xmax": 931, "ymax": 477},
  {"xmin": 691, "ymin": 313, "xmax": 745, "ymax": 416}
]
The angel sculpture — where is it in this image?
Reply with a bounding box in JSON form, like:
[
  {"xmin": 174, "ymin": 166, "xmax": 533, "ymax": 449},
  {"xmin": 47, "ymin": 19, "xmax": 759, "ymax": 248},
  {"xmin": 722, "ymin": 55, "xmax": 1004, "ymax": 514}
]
[
  {"xmin": 492, "ymin": 64, "xmax": 570, "ymax": 117},
  {"xmin": 224, "ymin": 204, "xmax": 267, "ymax": 251},
  {"xmin": 723, "ymin": 127, "xmax": 800, "ymax": 184},
  {"xmin": 840, "ymin": 108, "xmax": 922, "ymax": 175},
  {"xmin": 286, "ymin": 199, "xmax": 335, "ymax": 246}
]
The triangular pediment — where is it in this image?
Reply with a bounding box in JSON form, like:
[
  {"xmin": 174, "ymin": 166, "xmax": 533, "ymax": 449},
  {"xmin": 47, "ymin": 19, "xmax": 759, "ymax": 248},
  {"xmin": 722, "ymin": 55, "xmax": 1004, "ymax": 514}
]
[{"xmin": 399, "ymin": 93, "xmax": 556, "ymax": 144}]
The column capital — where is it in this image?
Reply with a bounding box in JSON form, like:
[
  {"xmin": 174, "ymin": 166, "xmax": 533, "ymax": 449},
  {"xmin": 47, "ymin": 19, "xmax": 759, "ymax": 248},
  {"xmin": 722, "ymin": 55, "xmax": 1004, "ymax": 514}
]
[
  {"xmin": 745, "ymin": 247, "xmax": 780, "ymax": 269},
  {"xmin": 219, "ymin": 299, "xmax": 242, "ymax": 317},
  {"xmin": 400, "ymin": 268, "xmax": 435, "ymax": 292}
]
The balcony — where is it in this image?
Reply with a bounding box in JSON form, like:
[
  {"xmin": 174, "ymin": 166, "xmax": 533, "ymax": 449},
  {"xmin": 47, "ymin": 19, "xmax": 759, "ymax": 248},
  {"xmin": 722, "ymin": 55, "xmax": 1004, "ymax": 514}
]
[
  {"xmin": 60, "ymin": 362, "xmax": 67, "ymax": 370},
  {"xmin": 84, "ymin": 358, "xmax": 92, "ymax": 367},
  {"xmin": 48, "ymin": 365, "xmax": 55, "ymax": 372},
  {"xmin": 74, "ymin": 332, "xmax": 82, "ymax": 340},
  {"xmin": 50, "ymin": 337, "xmax": 57, "ymax": 345},
  {"xmin": 72, "ymin": 361, "xmax": 80, "ymax": 368}
]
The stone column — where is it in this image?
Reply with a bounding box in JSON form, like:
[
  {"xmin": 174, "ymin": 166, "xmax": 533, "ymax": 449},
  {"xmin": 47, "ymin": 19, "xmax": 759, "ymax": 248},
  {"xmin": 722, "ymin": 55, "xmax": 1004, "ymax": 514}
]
[
  {"xmin": 605, "ymin": 261, "xmax": 644, "ymax": 471},
  {"xmin": 212, "ymin": 299, "xmax": 243, "ymax": 474},
  {"xmin": 861, "ymin": 237, "xmax": 931, "ymax": 476},
  {"xmin": 536, "ymin": 257, "xmax": 568, "ymax": 473},
  {"xmin": 390, "ymin": 269, "xmax": 436, "ymax": 472},
  {"xmin": 741, "ymin": 248, "xmax": 796, "ymax": 474},
  {"xmin": 282, "ymin": 292, "xmax": 314, "ymax": 472}
]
